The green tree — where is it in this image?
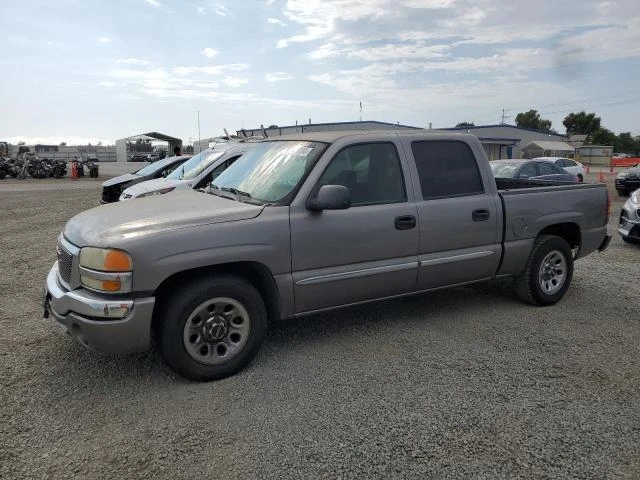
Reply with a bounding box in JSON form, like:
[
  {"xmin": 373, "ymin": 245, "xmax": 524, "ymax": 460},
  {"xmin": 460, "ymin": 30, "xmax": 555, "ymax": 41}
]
[
  {"xmin": 59, "ymin": 141, "xmax": 67, "ymax": 147},
  {"xmin": 615, "ymin": 132, "xmax": 637, "ymax": 153},
  {"xmin": 563, "ymin": 111, "xmax": 601, "ymax": 136},
  {"xmin": 515, "ymin": 110, "xmax": 552, "ymax": 132},
  {"xmin": 587, "ymin": 127, "xmax": 616, "ymax": 146},
  {"xmin": 456, "ymin": 122, "xmax": 475, "ymax": 128}
]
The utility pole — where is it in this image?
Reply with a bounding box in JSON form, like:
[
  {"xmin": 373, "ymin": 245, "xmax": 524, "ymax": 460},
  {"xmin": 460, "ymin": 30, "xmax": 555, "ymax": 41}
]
[
  {"xmin": 197, "ymin": 111, "xmax": 201, "ymax": 153},
  {"xmin": 359, "ymin": 101, "xmax": 363, "ymax": 122},
  {"xmin": 501, "ymin": 109, "xmax": 511, "ymax": 124}
]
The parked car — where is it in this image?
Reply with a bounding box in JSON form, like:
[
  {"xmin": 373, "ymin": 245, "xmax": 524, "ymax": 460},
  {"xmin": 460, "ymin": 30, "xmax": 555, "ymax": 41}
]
[
  {"xmin": 43, "ymin": 131, "xmax": 610, "ymax": 381},
  {"xmin": 619, "ymin": 188, "xmax": 640, "ymax": 244},
  {"xmin": 490, "ymin": 159, "xmax": 579, "ymax": 183},
  {"xmin": 129, "ymin": 154, "xmax": 148, "ymax": 162},
  {"xmin": 119, "ymin": 143, "xmax": 255, "ymax": 200},
  {"xmin": 533, "ymin": 157, "xmax": 585, "ymax": 182},
  {"xmin": 101, "ymin": 155, "xmax": 191, "ymax": 203},
  {"xmin": 615, "ymin": 163, "xmax": 640, "ymax": 196},
  {"xmin": 146, "ymin": 153, "xmax": 160, "ymax": 162}
]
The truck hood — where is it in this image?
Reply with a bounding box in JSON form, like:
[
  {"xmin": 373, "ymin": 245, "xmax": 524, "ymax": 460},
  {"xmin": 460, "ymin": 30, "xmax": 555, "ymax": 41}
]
[
  {"xmin": 102, "ymin": 173, "xmax": 139, "ymax": 188},
  {"xmin": 122, "ymin": 177, "xmax": 186, "ymax": 198},
  {"xmin": 64, "ymin": 191, "xmax": 264, "ymax": 247}
]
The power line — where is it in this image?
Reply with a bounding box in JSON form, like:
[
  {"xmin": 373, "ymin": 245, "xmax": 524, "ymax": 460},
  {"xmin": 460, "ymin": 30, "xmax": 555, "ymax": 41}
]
[
  {"xmin": 468, "ymin": 88, "xmax": 640, "ymax": 125},
  {"xmin": 539, "ymin": 97, "xmax": 640, "ymax": 116}
]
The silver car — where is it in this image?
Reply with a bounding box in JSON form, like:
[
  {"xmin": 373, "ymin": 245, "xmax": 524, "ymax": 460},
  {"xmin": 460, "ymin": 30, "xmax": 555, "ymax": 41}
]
[{"xmin": 619, "ymin": 188, "xmax": 640, "ymax": 244}]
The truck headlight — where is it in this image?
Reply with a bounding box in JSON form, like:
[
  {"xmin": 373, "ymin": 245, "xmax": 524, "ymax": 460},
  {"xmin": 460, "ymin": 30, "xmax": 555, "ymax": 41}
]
[
  {"xmin": 79, "ymin": 247, "xmax": 133, "ymax": 293},
  {"xmin": 138, "ymin": 187, "xmax": 175, "ymax": 197},
  {"xmin": 617, "ymin": 172, "xmax": 628, "ymax": 179}
]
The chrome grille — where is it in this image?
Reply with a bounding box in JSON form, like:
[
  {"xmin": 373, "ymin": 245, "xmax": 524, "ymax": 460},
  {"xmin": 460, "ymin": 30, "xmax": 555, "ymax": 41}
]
[{"xmin": 57, "ymin": 241, "xmax": 73, "ymax": 284}]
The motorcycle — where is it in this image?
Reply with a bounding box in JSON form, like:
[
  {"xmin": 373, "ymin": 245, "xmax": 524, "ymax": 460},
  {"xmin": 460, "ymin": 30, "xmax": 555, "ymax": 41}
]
[
  {"xmin": 83, "ymin": 159, "xmax": 99, "ymax": 178},
  {"xmin": 49, "ymin": 159, "xmax": 67, "ymax": 178},
  {"xmin": 0, "ymin": 158, "xmax": 8, "ymax": 179}
]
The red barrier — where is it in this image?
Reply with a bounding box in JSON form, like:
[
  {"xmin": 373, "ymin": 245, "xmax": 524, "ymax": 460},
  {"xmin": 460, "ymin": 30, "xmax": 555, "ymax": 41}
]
[{"xmin": 610, "ymin": 157, "xmax": 640, "ymax": 167}]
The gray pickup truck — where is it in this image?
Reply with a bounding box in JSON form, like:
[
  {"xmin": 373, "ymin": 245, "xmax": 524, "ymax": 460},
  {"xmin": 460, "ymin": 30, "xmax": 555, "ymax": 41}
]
[{"xmin": 44, "ymin": 131, "xmax": 611, "ymax": 380}]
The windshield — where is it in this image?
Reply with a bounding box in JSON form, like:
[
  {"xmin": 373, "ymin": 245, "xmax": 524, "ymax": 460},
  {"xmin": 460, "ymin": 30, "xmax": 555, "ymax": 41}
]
[
  {"xmin": 490, "ymin": 162, "xmax": 520, "ymax": 178},
  {"xmin": 212, "ymin": 141, "xmax": 327, "ymax": 203},
  {"xmin": 166, "ymin": 150, "xmax": 224, "ymax": 180},
  {"xmin": 134, "ymin": 157, "xmax": 181, "ymax": 176}
]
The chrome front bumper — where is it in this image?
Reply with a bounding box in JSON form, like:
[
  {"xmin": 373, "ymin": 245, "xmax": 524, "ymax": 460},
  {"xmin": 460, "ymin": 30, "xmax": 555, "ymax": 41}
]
[{"xmin": 44, "ymin": 262, "xmax": 155, "ymax": 354}]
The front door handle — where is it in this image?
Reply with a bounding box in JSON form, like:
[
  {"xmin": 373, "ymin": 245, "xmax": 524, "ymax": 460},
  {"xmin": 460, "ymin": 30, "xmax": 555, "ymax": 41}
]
[
  {"xmin": 472, "ymin": 209, "xmax": 490, "ymax": 221},
  {"xmin": 395, "ymin": 215, "xmax": 416, "ymax": 230}
]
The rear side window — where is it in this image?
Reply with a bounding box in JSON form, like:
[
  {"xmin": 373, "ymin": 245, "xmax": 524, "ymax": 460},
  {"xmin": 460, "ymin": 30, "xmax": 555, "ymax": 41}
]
[
  {"xmin": 519, "ymin": 163, "xmax": 537, "ymax": 178},
  {"xmin": 538, "ymin": 162, "xmax": 557, "ymax": 175},
  {"xmin": 411, "ymin": 141, "xmax": 484, "ymax": 199}
]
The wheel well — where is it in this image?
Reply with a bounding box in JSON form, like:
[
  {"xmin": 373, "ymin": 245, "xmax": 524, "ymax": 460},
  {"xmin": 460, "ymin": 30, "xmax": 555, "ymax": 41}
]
[
  {"xmin": 538, "ymin": 223, "xmax": 581, "ymax": 249},
  {"xmin": 152, "ymin": 262, "xmax": 281, "ymax": 330}
]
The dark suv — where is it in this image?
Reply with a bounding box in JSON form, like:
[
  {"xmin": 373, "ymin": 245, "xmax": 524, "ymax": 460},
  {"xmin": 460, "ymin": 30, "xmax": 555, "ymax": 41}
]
[{"xmin": 615, "ymin": 164, "xmax": 640, "ymax": 196}]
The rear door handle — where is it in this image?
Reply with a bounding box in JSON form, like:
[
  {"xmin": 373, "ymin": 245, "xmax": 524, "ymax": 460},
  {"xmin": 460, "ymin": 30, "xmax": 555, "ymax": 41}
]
[
  {"xmin": 472, "ymin": 209, "xmax": 490, "ymax": 221},
  {"xmin": 395, "ymin": 215, "xmax": 416, "ymax": 230}
]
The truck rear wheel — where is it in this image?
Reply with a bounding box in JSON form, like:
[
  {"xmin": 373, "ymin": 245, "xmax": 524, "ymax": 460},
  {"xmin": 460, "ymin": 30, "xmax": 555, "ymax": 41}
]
[
  {"xmin": 157, "ymin": 275, "xmax": 268, "ymax": 381},
  {"xmin": 515, "ymin": 235, "xmax": 574, "ymax": 306}
]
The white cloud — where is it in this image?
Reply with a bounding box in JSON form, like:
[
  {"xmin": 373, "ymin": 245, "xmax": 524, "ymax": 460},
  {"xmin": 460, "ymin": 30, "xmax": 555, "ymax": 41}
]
[
  {"xmin": 98, "ymin": 81, "xmax": 116, "ymax": 87},
  {"xmin": 97, "ymin": 36, "xmax": 112, "ymax": 44},
  {"xmin": 201, "ymin": 47, "xmax": 219, "ymax": 58},
  {"xmin": 144, "ymin": 0, "xmax": 161, "ymax": 6},
  {"xmin": 214, "ymin": 3, "xmax": 227, "ymax": 16},
  {"xmin": 267, "ymin": 18, "xmax": 286, "ymax": 26},
  {"xmin": 114, "ymin": 58, "xmax": 150, "ymax": 66},
  {"xmin": 196, "ymin": 5, "xmax": 206, "ymax": 14},
  {"xmin": 222, "ymin": 76, "xmax": 249, "ymax": 87},
  {"xmin": 172, "ymin": 63, "xmax": 250, "ymax": 76},
  {"xmin": 265, "ymin": 72, "xmax": 293, "ymax": 82}
]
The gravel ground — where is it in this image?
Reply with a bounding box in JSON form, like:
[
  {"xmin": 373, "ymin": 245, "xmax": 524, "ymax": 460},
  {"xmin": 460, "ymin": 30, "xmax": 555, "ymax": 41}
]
[{"xmin": 1, "ymin": 176, "xmax": 639, "ymax": 479}]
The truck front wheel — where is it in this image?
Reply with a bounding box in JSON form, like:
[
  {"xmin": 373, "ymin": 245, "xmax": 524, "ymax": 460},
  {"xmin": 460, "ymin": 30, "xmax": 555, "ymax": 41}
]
[
  {"xmin": 515, "ymin": 235, "xmax": 574, "ymax": 306},
  {"xmin": 157, "ymin": 275, "xmax": 268, "ymax": 381}
]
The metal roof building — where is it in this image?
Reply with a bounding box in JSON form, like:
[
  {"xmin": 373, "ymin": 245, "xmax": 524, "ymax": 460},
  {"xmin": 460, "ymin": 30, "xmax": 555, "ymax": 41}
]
[
  {"xmin": 439, "ymin": 124, "xmax": 570, "ymax": 160},
  {"xmin": 115, "ymin": 132, "xmax": 183, "ymax": 162}
]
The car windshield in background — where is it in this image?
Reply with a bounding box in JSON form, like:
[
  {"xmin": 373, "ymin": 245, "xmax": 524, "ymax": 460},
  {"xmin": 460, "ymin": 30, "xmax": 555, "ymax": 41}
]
[
  {"xmin": 166, "ymin": 150, "xmax": 224, "ymax": 180},
  {"xmin": 135, "ymin": 157, "xmax": 179, "ymax": 176},
  {"xmin": 490, "ymin": 162, "xmax": 520, "ymax": 178},
  {"xmin": 212, "ymin": 141, "xmax": 327, "ymax": 203}
]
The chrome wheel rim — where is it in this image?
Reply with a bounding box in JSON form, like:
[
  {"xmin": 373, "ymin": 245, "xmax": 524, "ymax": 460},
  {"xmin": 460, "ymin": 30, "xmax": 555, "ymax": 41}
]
[
  {"xmin": 182, "ymin": 297, "xmax": 251, "ymax": 365},
  {"xmin": 538, "ymin": 250, "xmax": 567, "ymax": 295}
]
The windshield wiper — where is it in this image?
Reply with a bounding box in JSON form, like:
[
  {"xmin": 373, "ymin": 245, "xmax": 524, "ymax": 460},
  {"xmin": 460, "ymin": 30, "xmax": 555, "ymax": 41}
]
[{"xmin": 221, "ymin": 186, "xmax": 252, "ymax": 198}]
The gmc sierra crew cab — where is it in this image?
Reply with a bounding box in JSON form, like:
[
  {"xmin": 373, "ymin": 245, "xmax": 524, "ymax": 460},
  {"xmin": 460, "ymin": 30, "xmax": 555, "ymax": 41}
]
[{"xmin": 44, "ymin": 131, "xmax": 611, "ymax": 381}]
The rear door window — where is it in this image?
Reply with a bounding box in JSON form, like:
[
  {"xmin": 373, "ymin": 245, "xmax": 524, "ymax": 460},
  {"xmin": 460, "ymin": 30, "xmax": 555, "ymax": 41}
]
[
  {"xmin": 538, "ymin": 162, "xmax": 557, "ymax": 176},
  {"xmin": 518, "ymin": 163, "xmax": 538, "ymax": 178},
  {"xmin": 411, "ymin": 141, "xmax": 484, "ymax": 199}
]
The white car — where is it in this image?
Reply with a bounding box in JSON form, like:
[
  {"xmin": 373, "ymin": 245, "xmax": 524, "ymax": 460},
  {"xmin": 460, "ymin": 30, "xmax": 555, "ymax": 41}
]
[
  {"xmin": 119, "ymin": 143, "xmax": 256, "ymax": 200},
  {"xmin": 533, "ymin": 157, "xmax": 585, "ymax": 182}
]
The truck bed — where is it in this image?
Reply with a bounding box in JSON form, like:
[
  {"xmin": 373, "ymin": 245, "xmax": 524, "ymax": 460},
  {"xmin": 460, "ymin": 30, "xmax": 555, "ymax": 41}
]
[{"xmin": 496, "ymin": 181, "xmax": 609, "ymax": 276}]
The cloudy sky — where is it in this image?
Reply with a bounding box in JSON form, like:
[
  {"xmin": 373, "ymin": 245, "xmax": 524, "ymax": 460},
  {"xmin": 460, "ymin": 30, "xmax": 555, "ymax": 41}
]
[{"xmin": 1, "ymin": 0, "xmax": 639, "ymax": 145}]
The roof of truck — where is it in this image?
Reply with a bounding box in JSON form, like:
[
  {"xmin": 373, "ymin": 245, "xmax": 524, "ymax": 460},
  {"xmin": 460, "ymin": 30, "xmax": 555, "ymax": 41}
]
[{"xmin": 262, "ymin": 129, "xmax": 476, "ymax": 144}]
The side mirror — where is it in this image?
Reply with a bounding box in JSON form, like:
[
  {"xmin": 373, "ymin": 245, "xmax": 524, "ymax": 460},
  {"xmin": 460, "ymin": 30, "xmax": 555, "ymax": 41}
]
[{"xmin": 307, "ymin": 185, "xmax": 351, "ymax": 211}]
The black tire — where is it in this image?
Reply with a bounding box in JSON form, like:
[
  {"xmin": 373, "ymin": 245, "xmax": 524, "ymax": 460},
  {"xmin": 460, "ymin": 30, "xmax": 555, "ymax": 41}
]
[
  {"xmin": 515, "ymin": 235, "xmax": 574, "ymax": 306},
  {"xmin": 622, "ymin": 235, "xmax": 635, "ymax": 244},
  {"xmin": 0, "ymin": 169, "xmax": 5, "ymax": 179},
  {"xmin": 157, "ymin": 275, "xmax": 268, "ymax": 381},
  {"xmin": 617, "ymin": 189, "xmax": 629, "ymax": 197},
  {"xmin": 577, "ymin": 174, "xmax": 583, "ymax": 182}
]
